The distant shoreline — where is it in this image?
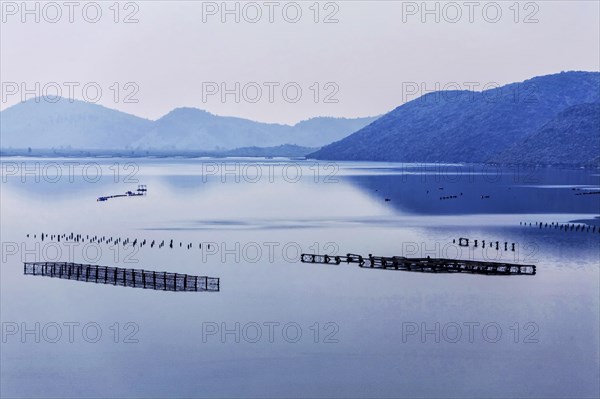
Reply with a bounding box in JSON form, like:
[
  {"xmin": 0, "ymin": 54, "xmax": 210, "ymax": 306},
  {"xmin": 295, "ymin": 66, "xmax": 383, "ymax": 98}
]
[
  {"xmin": 0, "ymin": 145, "xmax": 318, "ymax": 160},
  {"xmin": 1, "ymin": 150, "xmax": 598, "ymax": 169}
]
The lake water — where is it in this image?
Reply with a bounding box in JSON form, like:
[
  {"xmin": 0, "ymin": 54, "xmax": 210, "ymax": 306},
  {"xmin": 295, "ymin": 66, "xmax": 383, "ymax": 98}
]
[{"xmin": 1, "ymin": 158, "xmax": 599, "ymax": 398}]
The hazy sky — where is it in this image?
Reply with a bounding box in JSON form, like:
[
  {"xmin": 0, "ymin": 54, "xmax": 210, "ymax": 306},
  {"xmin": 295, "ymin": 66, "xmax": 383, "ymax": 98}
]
[{"xmin": 1, "ymin": 0, "xmax": 599, "ymax": 124}]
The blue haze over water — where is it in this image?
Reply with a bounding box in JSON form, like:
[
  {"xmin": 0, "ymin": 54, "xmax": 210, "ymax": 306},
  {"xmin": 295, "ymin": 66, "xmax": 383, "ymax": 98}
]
[{"xmin": 0, "ymin": 159, "xmax": 598, "ymax": 398}]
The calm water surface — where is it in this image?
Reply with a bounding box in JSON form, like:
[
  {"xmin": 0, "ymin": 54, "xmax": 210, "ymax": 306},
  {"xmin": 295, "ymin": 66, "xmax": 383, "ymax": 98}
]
[{"xmin": 1, "ymin": 158, "xmax": 599, "ymax": 398}]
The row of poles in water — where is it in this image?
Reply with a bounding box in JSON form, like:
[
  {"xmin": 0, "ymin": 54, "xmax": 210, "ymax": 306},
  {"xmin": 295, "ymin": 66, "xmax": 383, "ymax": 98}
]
[
  {"xmin": 26, "ymin": 220, "xmax": 597, "ymax": 251},
  {"xmin": 26, "ymin": 233, "xmax": 212, "ymax": 250},
  {"xmin": 520, "ymin": 221, "xmax": 599, "ymax": 233},
  {"xmin": 453, "ymin": 238, "xmax": 516, "ymax": 251}
]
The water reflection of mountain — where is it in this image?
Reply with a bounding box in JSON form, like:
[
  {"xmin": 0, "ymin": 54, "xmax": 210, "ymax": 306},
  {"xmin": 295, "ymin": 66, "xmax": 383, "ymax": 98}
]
[{"xmin": 345, "ymin": 167, "xmax": 600, "ymax": 215}]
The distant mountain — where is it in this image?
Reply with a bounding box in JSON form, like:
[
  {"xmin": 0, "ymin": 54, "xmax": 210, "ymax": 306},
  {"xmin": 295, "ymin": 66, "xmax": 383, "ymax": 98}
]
[
  {"xmin": 309, "ymin": 71, "xmax": 600, "ymax": 164},
  {"xmin": 220, "ymin": 144, "xmax": 317, "ymax": 157},
  {"xmin": 0, "ymin": 99, "xmax": 377, "ymax": 151},
  {"xmin": 137, "ymin": 108, "xmax": 378, "ymax": 150},
  {"xmin": 0, "ymin": 98, "xmax": 152, "ymax": 149},
  {"xmin": 291, "ymin": 117, "xmax": 382, "ymax": 147},
  {"xmin": 494, "ymin": 102, "xmax": 600, "ymax": 166},
  {"xmin": 135, "ymin": 107, "xmax": 288, "ymax": 150}
]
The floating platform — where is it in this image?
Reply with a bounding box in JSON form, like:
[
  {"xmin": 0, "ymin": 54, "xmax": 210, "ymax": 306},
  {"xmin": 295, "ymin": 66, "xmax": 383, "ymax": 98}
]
[
  {"xmin": 301, "ymin": 253, "xmax": 536, "ymax": 276},
  {"xmin": 24, "ymin": 262, "xmax": 220, "ymax": 292},
  {"xmin": 98, "ymin": 185, "xmax": 147, "ymax": 202}
]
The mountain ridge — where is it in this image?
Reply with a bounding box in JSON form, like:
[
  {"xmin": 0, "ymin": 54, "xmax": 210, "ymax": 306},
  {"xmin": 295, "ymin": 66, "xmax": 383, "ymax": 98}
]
[
  {"xmin": 0, "ymin": 98, "xmax": 379, "ymax": 151},
  {"xmin": 308, "ymin": 71, "xmax": 600, "ymax": 165}
]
